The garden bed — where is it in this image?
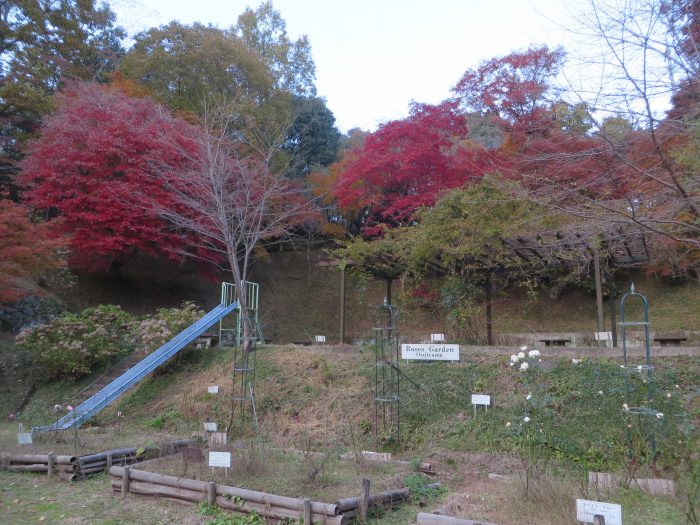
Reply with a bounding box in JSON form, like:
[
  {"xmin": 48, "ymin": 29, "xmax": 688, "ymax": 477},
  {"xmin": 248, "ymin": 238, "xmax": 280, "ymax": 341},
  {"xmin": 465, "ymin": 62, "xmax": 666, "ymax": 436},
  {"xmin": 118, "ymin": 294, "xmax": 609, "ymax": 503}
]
[{"xmin": 134, "ymin": 442, "xmax": 420, "ymax": 504}]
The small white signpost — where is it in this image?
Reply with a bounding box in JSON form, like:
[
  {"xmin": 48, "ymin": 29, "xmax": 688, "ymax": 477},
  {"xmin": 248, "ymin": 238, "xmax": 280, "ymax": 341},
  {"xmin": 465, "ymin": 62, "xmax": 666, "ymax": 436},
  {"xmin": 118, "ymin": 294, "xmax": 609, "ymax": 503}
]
[
  {"xmin": 209, "ymin": 451, "xmax": 231, "ymax": 468},
  {"xmin": 207, "ymin": 385, "xmax": 219, "ymax": 394},
  {"xmin": 401, "ymin": 344, "xmax": 460, "ymax": 361},
  {"xmin": 208, "ymin": 451, "xmax": 231, "ymax": 479},
  {"xmin": 16, "ymin": 423, "xmax": 32, "ymax": 445},
  {"xmin": 314, "ymin": 335, "xmax": 326, "ymax": 343},
  {"xmin": 471, "ymin": 394, "xmax": 491, "ymax": 415},
  {"xmin": 576, "ymin": 499, "xmax": 622, "ymax": 525},
  {"xmin": 203, "ymin": 422, "xmax": 218, "ymax": 432},
  {"xmin": 430, "ymin": 333, "xmax": 446, "ymax": 342}
]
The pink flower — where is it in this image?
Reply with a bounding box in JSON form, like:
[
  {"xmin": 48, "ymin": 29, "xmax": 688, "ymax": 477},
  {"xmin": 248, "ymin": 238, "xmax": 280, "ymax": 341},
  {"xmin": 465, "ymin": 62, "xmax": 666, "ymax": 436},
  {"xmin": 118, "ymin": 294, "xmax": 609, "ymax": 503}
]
[{"xmin": 66, "ymin": 405, "xmax": 74, "ymax": 412}]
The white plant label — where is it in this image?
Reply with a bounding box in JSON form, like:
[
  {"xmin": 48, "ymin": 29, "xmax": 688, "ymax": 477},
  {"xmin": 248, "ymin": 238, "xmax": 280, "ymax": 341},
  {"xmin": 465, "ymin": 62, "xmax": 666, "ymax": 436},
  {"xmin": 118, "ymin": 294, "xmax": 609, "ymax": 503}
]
[
  {"xmin": 203, "ymin": 422, "xmax": 218, "ymax": 432},
  {"xmin": 595, "ymin": 332, "xmax": 613, "ymax": 341},
  {"xmin": 471, "ymin": 394, "xmax": 491, "ymax": 406},
  {"xmin": 207, "ymin": 385, "xmax": 219, "ymax": 394},
  {"xmin": 314, "ymin": 335, "xmax": 326, "ymax": 343},
  {"xmin": 208, "ymin": 451, "xmax": 231, "ymax": 468},
  {"xmin": 430, "ymin": 333, "xmax": 446, "ymax": 342},
  {"xmin": 401, "ymin": 344, "xmax": 459, "ymax": 361},
  {"xmin": 576, "ymin": 499, "xmax": 622, "ymax": 525},
  {"xmin": 17, "ymin": 433, "xmax": 32, "ymax": 445}
]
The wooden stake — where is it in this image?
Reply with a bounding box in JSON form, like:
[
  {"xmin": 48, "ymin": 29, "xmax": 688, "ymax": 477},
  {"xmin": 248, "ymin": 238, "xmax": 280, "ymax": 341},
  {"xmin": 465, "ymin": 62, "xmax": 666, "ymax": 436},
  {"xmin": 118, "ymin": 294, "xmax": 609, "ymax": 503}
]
[
  {"xmin": 339, "ymin": 263, "xmax": 346, "ymax": 344},
  {"xmin": 121, "ymin": 466, "xmax": 130, "ymax": 498},
  {"xmin": 593, "ymin": 248, "xmax": 605, "ymax": 338},
  {"xmin": 207, "ymin": 481, "xmax": 216, "ymax": 506},
  {"xmin": 106, "ymin": 453, "xmax": 112, "ymax": 471},
  {"xmin": 47, "ymin": 453, "xmax": 55, "ymax": 481},
  {"xmin": 359, "ymin": 478, "xmax": 370, "ymax": 523},
  {"xmin": 303, "ymin": 498, "xmax": 311, "ymax": 524},
  {"xmin": 485, "ymin": 274, "xmax": 493, "ymax": 346}
]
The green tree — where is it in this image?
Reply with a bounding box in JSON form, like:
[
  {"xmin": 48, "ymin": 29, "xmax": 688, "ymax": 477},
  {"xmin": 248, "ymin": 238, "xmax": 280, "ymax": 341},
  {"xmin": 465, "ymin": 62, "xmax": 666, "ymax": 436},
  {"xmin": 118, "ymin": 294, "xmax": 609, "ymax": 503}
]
[
  {"xmin": 0, "ymin": 0, "xmax": 125, "ymax": 196},
  {"xmin": 119, "ymin": 22, "xmax": 273, "ymax": 116},
  {"xmin": 284, "ymin": 95, "xmax": 340, "ymax": 179},
  {"xmin": 234, "ymin": 0, "xmax": 317, "ymax": 97}
]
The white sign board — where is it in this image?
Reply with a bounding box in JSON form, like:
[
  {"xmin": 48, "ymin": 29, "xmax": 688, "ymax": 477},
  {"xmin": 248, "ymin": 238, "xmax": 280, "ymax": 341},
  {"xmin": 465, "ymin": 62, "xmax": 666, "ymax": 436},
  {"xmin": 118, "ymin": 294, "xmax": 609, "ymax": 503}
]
[
  {"xmin": 17, "ymin": 432, "xmax": 32, "ymax": 445},
  {"xmin": 471, "ymin": 394, "xmax": 491, "ymax": 406},
  {"xmin": 314, "ymin": 335, "xmax": 326, "ymax": 343},
  {"xmin": 595, "ymin": 332, "xmax": 613, "ymax": 341},
  {"xmin": 207, "ymin": 385, "xmax": 219, "ymax": 394},
  {"xmin": 203, "ymin": 422, "xmax": 218, "ymax": 432},
  {"xmin": 208, "ymin": 451, "xmax": 231, "ymax": 468},
  {"xmin": 430, "ymin": 333, "xmax": 445, "ymax": 342},
  {"xmin": 576, "ymin": 499, "xmax": 622, "ymax": 525},
  {"xmin": 401, "ymin": 344, "xmax": 460, "ymax": 361}
]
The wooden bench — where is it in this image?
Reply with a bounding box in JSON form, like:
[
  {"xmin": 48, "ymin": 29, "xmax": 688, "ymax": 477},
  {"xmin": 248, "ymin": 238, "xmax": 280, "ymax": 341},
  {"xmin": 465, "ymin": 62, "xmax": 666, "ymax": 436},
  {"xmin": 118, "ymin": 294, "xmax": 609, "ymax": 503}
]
[
  {"xmin": 539, "ymin": 338, "xmax": 571, "ymax": 347},
  {"xmin": 653, "ymin": 337, "xmax": 687, "ymax": 347}
]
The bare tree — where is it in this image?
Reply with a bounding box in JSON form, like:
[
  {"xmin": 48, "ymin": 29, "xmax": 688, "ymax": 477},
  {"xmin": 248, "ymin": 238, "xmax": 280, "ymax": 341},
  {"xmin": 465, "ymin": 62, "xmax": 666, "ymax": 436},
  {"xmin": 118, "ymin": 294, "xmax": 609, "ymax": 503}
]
[
  {"xmin": 514, "ymin": 0, "xmax": 700, "ymax": 269},
  {"xmin": 151, "ymin": 102, "xmax": 315, "ymax": 351}
]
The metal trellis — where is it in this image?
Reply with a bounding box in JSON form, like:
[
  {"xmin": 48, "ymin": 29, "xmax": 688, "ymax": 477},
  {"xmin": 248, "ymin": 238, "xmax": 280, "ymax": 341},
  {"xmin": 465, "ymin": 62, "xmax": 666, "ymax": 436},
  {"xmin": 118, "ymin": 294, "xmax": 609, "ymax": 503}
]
[
  {"xmin": 619, "ymin": 283, "xmax": 660, "ymax": 459},
  {"xmin": 373, "ymin": 299, "xmax": 401, "ymax": 446}
]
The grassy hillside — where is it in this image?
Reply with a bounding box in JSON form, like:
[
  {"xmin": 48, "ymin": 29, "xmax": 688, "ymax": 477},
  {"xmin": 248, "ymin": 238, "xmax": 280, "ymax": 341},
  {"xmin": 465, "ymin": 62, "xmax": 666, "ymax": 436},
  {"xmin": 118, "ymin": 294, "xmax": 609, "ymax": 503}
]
[{"xmin": 2, "ymin": 344, "xmax": 696, "ymax": 524}]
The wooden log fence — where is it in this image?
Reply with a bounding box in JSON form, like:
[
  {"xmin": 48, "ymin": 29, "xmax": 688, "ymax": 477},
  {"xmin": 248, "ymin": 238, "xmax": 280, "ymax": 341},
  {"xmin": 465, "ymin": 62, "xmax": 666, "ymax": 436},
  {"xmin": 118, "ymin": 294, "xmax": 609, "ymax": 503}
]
[
  {"xmin": 110, "ymin": 465, "xmax": 441, "ymax": 524},
  {"xmin": 1, "ymin": 452, "xmax": 78, "ymax": 481},
  {"xmin": 0, "ymin": 439, "xmax": 193, "ymax": 482}
]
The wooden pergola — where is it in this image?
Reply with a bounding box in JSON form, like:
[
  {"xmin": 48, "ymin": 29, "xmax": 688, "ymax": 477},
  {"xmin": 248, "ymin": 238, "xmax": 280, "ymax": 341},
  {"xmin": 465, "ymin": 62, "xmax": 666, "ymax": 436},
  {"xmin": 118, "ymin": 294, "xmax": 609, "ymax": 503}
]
[{"xmin": 319, "ymin": 227, "xmax": 650, "ymax": 345}]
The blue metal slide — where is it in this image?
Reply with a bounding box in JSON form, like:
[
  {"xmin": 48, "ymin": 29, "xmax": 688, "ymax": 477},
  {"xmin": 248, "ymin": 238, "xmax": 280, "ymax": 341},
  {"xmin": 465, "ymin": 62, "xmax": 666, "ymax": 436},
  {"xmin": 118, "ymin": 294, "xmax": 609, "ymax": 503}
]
[{"xmin": 33, "ymin": 300, "xmax": 239, "ymax": 433}]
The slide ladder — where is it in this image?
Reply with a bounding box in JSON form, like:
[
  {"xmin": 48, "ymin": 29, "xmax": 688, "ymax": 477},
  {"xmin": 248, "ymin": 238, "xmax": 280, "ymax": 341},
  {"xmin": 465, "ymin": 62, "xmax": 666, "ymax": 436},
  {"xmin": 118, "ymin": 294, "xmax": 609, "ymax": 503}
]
[{"xmin": 33, "ymin": 287, "xmax": 240, "ymax": 433}]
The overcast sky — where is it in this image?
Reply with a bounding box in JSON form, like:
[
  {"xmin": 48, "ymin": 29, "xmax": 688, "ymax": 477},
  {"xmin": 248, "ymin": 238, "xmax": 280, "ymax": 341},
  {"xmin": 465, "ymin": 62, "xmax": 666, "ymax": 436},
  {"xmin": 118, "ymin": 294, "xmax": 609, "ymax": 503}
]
[{"xmin": 110, "ymin": 0, "xmax": 578, "ymax": 132}]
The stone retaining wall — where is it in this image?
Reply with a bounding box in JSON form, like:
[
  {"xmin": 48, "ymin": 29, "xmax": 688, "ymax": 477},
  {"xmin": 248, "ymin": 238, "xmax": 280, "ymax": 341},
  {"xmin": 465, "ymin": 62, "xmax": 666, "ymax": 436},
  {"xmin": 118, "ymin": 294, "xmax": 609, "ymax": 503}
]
[{"xmin": 0, "ymin": 295, "xmax": 64, "ymax": 332}]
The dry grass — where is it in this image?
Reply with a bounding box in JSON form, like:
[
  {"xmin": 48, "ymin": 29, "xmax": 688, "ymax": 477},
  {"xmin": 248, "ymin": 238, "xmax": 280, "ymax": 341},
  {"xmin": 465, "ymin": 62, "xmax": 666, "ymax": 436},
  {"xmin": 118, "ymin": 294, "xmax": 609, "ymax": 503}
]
[
  {"xmin": 0, "ymin": 421, "xmax": 185, "ymax": 457},
  {"xmin": 136, "ymin": 440, "xmax": 414, "ymax": 503}
]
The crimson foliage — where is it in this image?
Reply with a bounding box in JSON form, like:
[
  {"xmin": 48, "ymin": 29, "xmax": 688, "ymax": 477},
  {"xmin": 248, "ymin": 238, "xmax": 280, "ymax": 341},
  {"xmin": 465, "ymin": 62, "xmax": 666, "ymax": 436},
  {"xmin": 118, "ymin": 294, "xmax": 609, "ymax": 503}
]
[
  {"xmin": 333, "ymin": 102, "xmax": 494, "ymax": 237},
  {"xmin": 20, "ymin": 82, "xmax": 199, "ymax": 271},
  {"xmin": 0, "ymin": 200, "xmax": 67, "ymax": 303}
]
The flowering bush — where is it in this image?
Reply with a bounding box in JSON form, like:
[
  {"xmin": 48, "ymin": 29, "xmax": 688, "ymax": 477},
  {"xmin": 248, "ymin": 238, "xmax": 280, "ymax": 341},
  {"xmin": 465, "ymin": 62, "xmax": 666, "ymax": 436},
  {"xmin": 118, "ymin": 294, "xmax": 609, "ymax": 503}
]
[
  {"xmin": 16, "ymin": 305, "xmax": 136, "ymax": 381},
  {"xmin": 135, "ymin": 302, "xmax": 205, "ymax": 350},
  {"xmin": 510, "ymin": 346, "xmax": 541, "ymax": 369},
  {"xmin": 16, "ymin": 301, "xmax": 211, "ymax": 383}
]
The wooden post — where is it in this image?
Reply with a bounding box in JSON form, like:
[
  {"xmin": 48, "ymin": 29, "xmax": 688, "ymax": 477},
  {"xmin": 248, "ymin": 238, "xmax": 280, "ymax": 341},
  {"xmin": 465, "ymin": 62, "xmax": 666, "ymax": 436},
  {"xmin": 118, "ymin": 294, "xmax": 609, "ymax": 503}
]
[
  {"xmin": 121, "ymin": 466, "xmax": 130, "ymax": 498},
  {"xmin": 302, "ymin": 498, "xmax": 312, "ymax": 524},
  {"xmin": 385, "ymin": 278, "xmax": 392, "ymax": 306},
  {"xmin": 359, "ymin": 478, "xmax": 370, "ymax": 523},
  {"xmin": 608, "ymin": 274, "xmax": 618, "ymax": 347},
  {"xmin": 47, "ymin": 452, "xmax": 55, "ymax": 481},
  {"xmin": 593, "ymin": 249, "xmax": 605, "ymax": 338},
  {"xmin": 339, "ymin": 262, "xmax": 346, "ymax": 344},
  {"xmin": 593, "ymin": 515, "xmax": 605, "ymax": 525},
  {"xmin": 207, "ymin": 481, "xmax": 216, "ymax": 506},
  {"xmin": 485, "ymin": 274, "xmax": 493, "ymax": 346},
  {"xmin": 106, "ymin": 453, "xmax": 113, "ymax": 471}
]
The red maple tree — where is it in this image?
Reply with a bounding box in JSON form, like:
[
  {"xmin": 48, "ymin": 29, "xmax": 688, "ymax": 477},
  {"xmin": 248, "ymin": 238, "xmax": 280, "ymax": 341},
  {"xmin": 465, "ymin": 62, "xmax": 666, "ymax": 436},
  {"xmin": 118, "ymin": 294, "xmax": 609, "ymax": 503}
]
[
  {"xmin": 0, "ymin": 200, "xmax": 67, "ymax": 303},
  {"xmin": 333, "ymin": 102, "xmax": 497, "ymax": 236},
  {"xmin": 19, "ymin": 82, "xmax": 200, "ymax": 272}
]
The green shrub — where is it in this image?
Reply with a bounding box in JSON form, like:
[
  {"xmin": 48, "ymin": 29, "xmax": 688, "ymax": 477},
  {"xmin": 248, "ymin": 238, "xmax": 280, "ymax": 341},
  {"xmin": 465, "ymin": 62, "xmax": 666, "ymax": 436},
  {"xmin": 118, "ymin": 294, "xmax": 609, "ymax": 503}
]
[{"xmin": 16, "ymin": 305, "xmax": 136, "ymax": 381}]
